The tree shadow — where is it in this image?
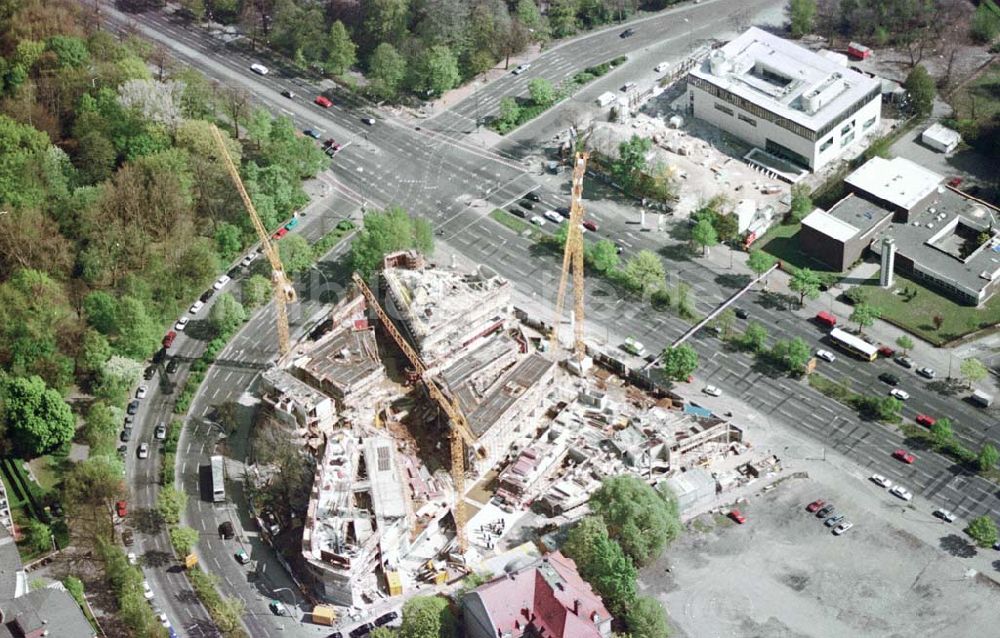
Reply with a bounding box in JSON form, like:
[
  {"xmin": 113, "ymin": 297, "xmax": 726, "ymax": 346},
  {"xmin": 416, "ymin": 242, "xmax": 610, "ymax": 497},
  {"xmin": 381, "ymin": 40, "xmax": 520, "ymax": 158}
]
[
  {"xmin": 133, "ymin": 508, "xmax": 164, "ymax": 535},
  {"xmin": 715, "ymin": 273, "xmax": 752, "ymax": 290},
  {"xmin": 749, "ymin": 356, "xmax": 784, "ymax": 379},
  {"xmin": 927, "ymin": 379, "xmax": 964, "ymax": 397},
  {"xmin": 658, "ymin": 243, "xmax": 693, "ymax": 263},
  {"xmin": 142, "ymin": 549, "xmax": 174, "ymax": 568},
  {"xmin": 755, "ymin": 290, "xmax": 796, "ymax": 311},
  {"xmin": 939, "ymin": 534, "xmax": 978, "ymax": 559}
]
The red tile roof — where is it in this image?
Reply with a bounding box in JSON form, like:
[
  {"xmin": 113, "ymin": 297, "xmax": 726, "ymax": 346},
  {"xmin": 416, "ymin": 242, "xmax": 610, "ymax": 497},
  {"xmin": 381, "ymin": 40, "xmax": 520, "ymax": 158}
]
[{"xmin": 470, "ymin": 551, "xmax": 610, "ymax": 638}]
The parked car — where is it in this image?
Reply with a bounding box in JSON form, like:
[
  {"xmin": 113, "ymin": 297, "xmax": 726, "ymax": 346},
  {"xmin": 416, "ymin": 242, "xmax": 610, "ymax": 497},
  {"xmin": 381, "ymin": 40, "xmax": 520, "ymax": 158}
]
[
  {"xmin": 213, "ymin": 274, "xmax": 231, "ymax": 290},
  {"xmin": 620, "ymin": 27, "xmax": 636, "ymax": 37},
  {"xmin": 833, "ymin": 521, "xmax": 854, "ymax": 535},
  {"xmin": 136, "ymin": 385, "xmax": 148, "ymax": 399},
  {"xmin": 285, "ymin": 218, "xmax": 299, "ymax": 231},
  {"xmin": 878, "ymin": 345, "xmax": 895, "ymax": 357},
  {"xmin": 120, "ymin": 427, "xmax": 132, "ymax": 442},
  {"xmin": 890, "ymin": 485, "xmax": 913, "ymax": 501},
  {"xmin": 250, "ymin": 63, "xmax": 268, "ymax": 75},
  {"xmin": 815, "ymin": 349, "xmax": 836, "ymax": 362},
  {"xmin": 530, "ymin": 215, "xmax": 545, "ymax": 226},
  {"xmin": 235, "ymin": 549, "xmax": 251, "ymax": 565},
  {"xmin": 878, "ymin": 372, "xmax": 899, "ymax": 386},
  {"xmin": 116, "ymin": 500, "xmax": 128, "ymax": 517},
  {"xmin": 349, "ymin": 624, "xmax": 372, "ymax": 638},
  {"xmin": 303, "ymin": 129, "xmax": 321, "ymax": 139},
  {"xmin": 824, "ymin": 514, "xmax": 845, "ymax": 527},
  {"xmin": 519, "ymin": 200, "xmax": 535, "ymax": 210},
  {"xmin": 166, "ymin": 358, "xmax": 180, "ymax": 374},
  {"xmin": 806, "ymin": 499, "xmax": 826, "ymax": 512},
  {"xmin": 240, "ymin": 253, "xmax": 257, "ymax": 268},
  {"xmin": 889, "ymin": 388, "xmax": 910, "ymax": 401},
  {"xmin": 269, "ymin": 600, "xmax": 287, "ymax": 616},
  {"xmin": 127, "ymin": 552, "xmax": 138, "ymax": 565},
  {"xmin": 915, "ymin": 414, "xmax": 936, "ymax": 427},
  {"xmin": 525, "ymin": 191, "xmax": 541, "ymax": 202},
  {"xmin": 735, "ymin": 308, "xmax": 750, "ymax": 319},
  {"xmin": 620, "ymin": 81, "xmax": 637, "ymax": 92},
  {"xmin": 374, "ymin": 612, "xmax": 398, "ymax": 627},
  {"xmin": 127, "ymin": 400, "xmax": 140, "ymax": 415},
  {"xmin": 144, "ymin": 365, "xmax": 156, "ymax": 380},
  {"xmin": 155, "ymin": 423, "xmax": 167, "ymax": 440},
  {"xmin": 280, "ymin": 89, "xmax": 294, "ymax": 99},
  {"xmin": 314, "ymin": 95, "xmax": 333, "ymax": 108},
  {"xmin": 703, "ymin": 385, "xmax": 722, "ymax": 397},
  {"xmin": 174, "ymin": 317, "xmax": 189, "ymax": 331},
  {"xmin": 122, "ymin": 528, "xmax": 134, "ymax": 545},
  {"xmin": 895, "ymin": 355, "xmax": 914, "ymax": 368},
  {"xmin": 892, "ymin": 449, "xmax": 916, "ymax": 464},
  {"xmin": 543, "ymin": 210, "xmax": 563, "ymax": 224},
  {"xmin": 137, "ymin": 443, "xmax": 149, "ymax": 459},
  {"xmin": 870, "ymin": 474, "xmax": 892, "ymax": 488},
  {"xmin": 947, "ymin": 176, "xmax": 963, "ymax": 187},
  {"xmin": 143, "ymin": 581, "xmax": 154, "ymax": 600},
  {"xmin": 509, "ymin": 208, "xmax": 526, "ymax": 219},
  {"xmin": 272, "ymin": 227, "xmax": 288, "ymax": 240},
  {"xmin": 933, "ymin": 508, "xmax": 956, "ymax": 523},
  {"xmin": 816, "ymin": 504, "xmax": 835, "ymax": 518},
  {"xmin": 728, "ymin": 509, "xmax": 746, "ymax": 524},
  {"xmin": 512, "ymin": 64, "xmax": 530, "ymax": 75},
  {"xmin": 189, "ymin": 300, "xmax": 205, "ymax": 314},
  {"xmin": 917, "ymin": 366, "xmax": 936, "ymax": 379},
  {"xmin": 162, "ymin": 331, "xmax": 177, "ymax": 348}
]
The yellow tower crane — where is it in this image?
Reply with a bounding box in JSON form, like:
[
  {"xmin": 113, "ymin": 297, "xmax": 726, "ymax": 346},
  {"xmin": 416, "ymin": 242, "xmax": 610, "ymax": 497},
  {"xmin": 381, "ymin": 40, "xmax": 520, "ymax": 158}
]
[
  {"xmin": 351, "ymin": 272, "xmax": 477, "ymax": 555},
  {"xmin": 551, "ymin": 152, "xmax": 590, "ymax": 359},
  {"xmin": 210, "ymin": 125, "xmax": 297, "ymax": 356}
]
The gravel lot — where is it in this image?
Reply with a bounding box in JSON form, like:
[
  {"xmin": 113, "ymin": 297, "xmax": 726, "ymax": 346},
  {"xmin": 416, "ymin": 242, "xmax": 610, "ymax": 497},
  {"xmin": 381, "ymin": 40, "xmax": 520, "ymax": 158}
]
[{"xmin": 643, "ymin": 472, "xmax": 1000, "ymax": 637}]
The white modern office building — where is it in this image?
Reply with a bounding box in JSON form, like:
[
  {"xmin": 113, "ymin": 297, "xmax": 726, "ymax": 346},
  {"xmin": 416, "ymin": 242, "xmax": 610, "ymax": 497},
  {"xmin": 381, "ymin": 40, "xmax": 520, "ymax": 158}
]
[{"xmin": 687, "ymin": 27, "xmax": 882, "ymax": 170}]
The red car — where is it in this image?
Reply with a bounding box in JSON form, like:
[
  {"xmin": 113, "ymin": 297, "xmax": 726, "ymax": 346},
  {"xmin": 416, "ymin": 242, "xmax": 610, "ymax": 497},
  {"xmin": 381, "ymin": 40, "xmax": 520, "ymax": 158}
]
[
  {"xmin": 162, "ymin": 331, "xmax": 177, "ymax": 348},
  {"xmin": 116, "ymin": 500, "xmax": 127, "ymax": 518},
  {"xmin": 582, "ymin": 219, "xmax": 599, "ymax": 232},
  {"xmin": 915, "ymin": 414, "xmax": 936, "ymax": 427},
  {"xmin": 272, "ymin": 227, "xmax": 288, "ymax": 240},
  {"xmin": 806, "ymin": 499, "xmax": 825, "ymax": 513},
  {"xmin": 893, "ymin": 449, "xmax": 916, "ymax": 464},
  {"xmin": 314, "ymin": 95, "xmax": 332, "ymax": 108},
  {"xmin": 947, "ymin": 176, "xmax": 963, "ymax": 188},
  {"xmin": 878, "ymin": 345, "xmax": 895, "ymax": 357},
  {"xmin": 728, "ymin": 509, "xmax": 746, "ymax": 524}
]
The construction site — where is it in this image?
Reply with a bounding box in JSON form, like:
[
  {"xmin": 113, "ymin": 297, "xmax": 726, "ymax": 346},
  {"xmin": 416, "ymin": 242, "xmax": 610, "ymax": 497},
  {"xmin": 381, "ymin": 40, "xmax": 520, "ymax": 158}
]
[{"xmin": 245, "ymin": 154, "xmax": 761, "ymax": 613}]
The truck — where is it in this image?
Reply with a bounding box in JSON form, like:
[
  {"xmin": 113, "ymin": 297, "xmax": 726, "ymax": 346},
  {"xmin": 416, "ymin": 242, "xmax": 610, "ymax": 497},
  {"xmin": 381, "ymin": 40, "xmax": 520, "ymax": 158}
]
[{"xmin": 971, "ymin": 389, "xmax": 993, "ymax": 408}]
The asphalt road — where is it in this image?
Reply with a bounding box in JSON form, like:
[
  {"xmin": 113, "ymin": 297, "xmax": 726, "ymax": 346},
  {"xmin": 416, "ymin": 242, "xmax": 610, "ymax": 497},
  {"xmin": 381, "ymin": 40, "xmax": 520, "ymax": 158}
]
[{"xmin": 103, "ymin": 0, "xmax": 1000, "ymax": 633}]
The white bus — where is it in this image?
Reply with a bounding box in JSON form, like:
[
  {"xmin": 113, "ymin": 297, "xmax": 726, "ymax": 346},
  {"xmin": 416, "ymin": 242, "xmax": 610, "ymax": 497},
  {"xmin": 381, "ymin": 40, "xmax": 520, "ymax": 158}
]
[
  {"xmin": 828, "ymin": 328, "xmax": 877, "ymax": 362},
  {"xmin": 210, "ymin": 455, "xmax": 226, "ymax": 503}
]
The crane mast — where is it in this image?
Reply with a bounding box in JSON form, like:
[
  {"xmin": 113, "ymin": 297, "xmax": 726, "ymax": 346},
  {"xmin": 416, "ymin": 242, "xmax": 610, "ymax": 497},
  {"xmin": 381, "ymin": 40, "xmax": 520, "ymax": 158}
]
[
  {"xmin": 210, "ymin": 125, "xmax": 297, "ymax": 355},
  {"xmin": 351, "ymin": 272, "xmax": 476, "ymax": 553},
  {"xmin": 552, "ymin": 152, "xmax": 589, "ymax": 359}
]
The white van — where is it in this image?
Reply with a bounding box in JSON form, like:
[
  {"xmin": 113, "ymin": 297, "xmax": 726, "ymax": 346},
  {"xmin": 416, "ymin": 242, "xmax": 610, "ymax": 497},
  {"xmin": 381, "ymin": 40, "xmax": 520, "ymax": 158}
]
[
  {"xmin": 250, "ymin": 63, "xmax": 269, "ymax": 75},
  {"xmin": 596, "ymin": 92, "xmax": 616, "ymax": 107},
  {"xmin": 971, "ymin": 389, "xmax": 993, "ymax": 408},
  {"xmin": 655, "ymin": 61, "xmax": 670, "ymax": 73}
]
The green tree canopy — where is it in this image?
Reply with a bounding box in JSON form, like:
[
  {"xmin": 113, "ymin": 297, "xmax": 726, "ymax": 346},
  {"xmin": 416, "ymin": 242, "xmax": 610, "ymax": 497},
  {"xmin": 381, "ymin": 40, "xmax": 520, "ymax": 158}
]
[
  {"xmin": 411, "ymin": 45, "xmax": 460, "ymax": 97},
  {"xmin": 747, "ymin": 249, "xmax": 777, "ymax": 282},
  {"xmin": 624, "ymin": 595, "xmax": 670, "ymax": 638},
  {"xmin": 399, "ymin": 595, "xmax": 456, "ymax": 638},
  {"xmin": 528, "ymin": 77, "xmax": 556, "ymax": 106},
  {"xmin": 967, "ymin": 515, "xmax": 998, "ymax": 548},
  {"xmin": 1, "ymin": 375, "xmax": 75, "ymax": 457},
  {"xmin": 586, "ymin": 239, "xmax": 619, "ymax": 273},
  {"xmin": 789, "ymin": 0, "xmax": 817, "ymax": 38},
  {"xmin": 691, "ymin": 218, "xmax": 718, "ymax": 256},
  {"xmin": 157, "ymin": 489, "xmax": 187, "ymax": 527},
  {"xmin": 368, "ymin": 43, "xmax": 407, "ymax": 100},
  {"xmin": 170, "ymin": 526, "xmax": 199, "ymax": 556},
  {"xmin": 789, "ymin": 268, "xmax": 822, "ymax": 306},
  {"xmin": 978, "ymin": 443, "xmax": 999, "ymax": 473},
  {"xmin": 350, "ymin": 207, "xmax": 435, "ymax": 277},
  {"xmin": 741, "ymin": 321, "xmax": 769, "ymax": 353},
  {"xmin": 241, "ymin": 274, "xmax": 271, "ymax": 309},
  {"xmin": 971, "ymin": 3, "xmax": 1000, "ymax": 44},
  {"xmin": 209, "ymin": 293, "xmax": 246, "ymax": 335},
  {"xmin": 590, "ymin": 476, "xmax": 681, "ymax": 566},
  {"xmin": 325, "ymin": 21, "xmax": 357, "ymax": 75},
  {"xmin": 613, "ymin": 135, "xmax": 652, "ymax": 189},
  {"xmin": 562, "ymin": 516, "xmax": 637, "ymax": 615},
  {"xmin": 277, "ymin": 233, "xmax": 313, "ymax": 275},
  {"xmin": 904, "ymin": 65, "xmax": 935, "ymax": 117},
  {"xmin": 895, "ymin": 335, "xmax": 914, "ymax": 354},
  {"xmin": 770, "ymin": 337, "xmax": 812, "ymax": 374},
  {"xmin": 960, "ymin": 358, "xmax": 988, "ymax": 388},
  {"xmin": 929, "ymin": 417, "xmax": 954, "ymax": 449},
  {"xmin": 496, "ymin": 96, "xmax": 522, "ymax": 133},
  {"xmin": 83, "ymin": 401, "xmax": 119, "ymax": 454},
  {"xmin": 790, "ymin": 183, "xmax": 813, "ymax": 222},
  {"xmin": 850, "ymin": 303, "xmax": 882, "ymax": 333},
  {"xmin": 660, "ymin": 345, "xmax": 699, "ymax": 382},
  {"xmin": 623, "ymin": 250, "xmax": 665, "ymax": 296}
]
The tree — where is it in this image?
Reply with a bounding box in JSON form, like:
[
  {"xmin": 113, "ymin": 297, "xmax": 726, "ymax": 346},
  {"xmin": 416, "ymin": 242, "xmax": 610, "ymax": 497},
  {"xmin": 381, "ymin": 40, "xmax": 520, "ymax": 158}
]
[
  {"xmin": 350, "ymin": 207, "xmax": 433, "ymax": 278},
  {"xmin": 904, "ymin": 65, "xmax": 935, "ymax": 117},
  {"xmin": 741, "ymin": 322, "xmax": 769, "ymax": 353},
  {"xmin": 930, "ymin": 418, "xmax": 954, "ymax": 449},
  {"xmin": 660, "ymin": 345, "xmax": 699, "ymax": 382},
  {"xmin": 789, "ymin": 0, "xmax": 817, "ymax": 38},
  {"xmin": 1, "ymin": 375, "xmax": 75, "ymax": 457},
  {"xmin": 363, "ymin": 0, "xmax": 410, "ymax": 48},
  {"xmin": 157, "ymin": 489, "xmax": 187, "ymax": 526},
  {"xmin": 23, "ymin": 519, "xmax": 53, "ymax": 554},
  {"xmin": 978, "ymin": 443, "xmax": 999, "ymax": 473},
  {"xmin": 850, "ymin": 303, "xmax": 881, "ymax": 334},
  {"xmin": 368, "ymin": 43, "xmax": 407, "ymax": 100},
  {"xmin": 399, "ymin": 595, "xmax": 455, "ymax": 638},
  {"xmin": 496, "ymin": 97, "xmax": 522, "ymax": 132},
  {"xmin": 589, "ymin": 476, "xmax": 682, "ymax": 566},
  {"xmin": 613, "ymin": 135, "xmax": 651, "ymax": 189},
  {"xmin": 562, "ymin": 516, "xmax": 637, "ymax": 615},
  {"xmin": 213, "ymin": 222, "xmax": 243, "ymax": 262},
  {"xmin": 747, "ymin": 249, "xmax": 777, "ymax": 284},
  {"xmin": 410, "ymin": 45, "xmax": 460, "ymax": 97},
  {"xmin": 691, "ymin": 218, "xmax": 718, "ymax": 256},
  {"xmin": 971, "ymin": 3, "xmax": 1000, "ymax": 44},
  {"xmin": 625, "ymin": 596, "xmax": 670, "ymax": 638},
  {"xmin": 83, "ymin": 401, "xmax": 119, "ymax": 453},
  {"xmin": 209, "ymin": 293, "xmax": 247, "ymax": 335},
  {"xmin": 93, "ymin": 356, "xmax": 142, "ymax": 406},
  {"xmin": 586, "ymin": 239, "xmax": 620, "ymax": 273},
  {"xmin": 277, "ymin": 234, "xmax": 313, "ymax": 275},
  {"xmin": 715, "ymin": 308, "xmax": 737, "ymax": 339},
  {"xmin": 63, "ymin": 456, "xmax": 124, "ymax": 541},
  {"xmin": 325, "ymin": 21, "xmax": 356, "ymax": 75},
  {"xmin": 370, "ymin": 629, "xmax": 394, "ymax": 638},
  {"xmin": 875, "ymin": 395, "xmax": 902, "ymax": 422},
  {"xmin": 790, "ymin": 183, "xmax": 813, "ymax": 222},
  {"xmin": 170, "ymin": 526, "xmax": 199, "ymax": 556},
  {"xmin": 75, "ymin": 132, "xmax": 117, "ymax": 185},
  {"xmin": 895, "ymin": 335, "xmax": 914, "ymax": 355},
  {"xmin": 114, "ymin": 297, "xmax": 161, "ymax": 359},
  {"xmin": 528, "ymin": 77, "xmax": 556, "ymax": 106},
  {"xmin": 770, "ymin": 337, "xmax": 812, "ymax": 374},
  {"xmin": 790, "ymin": 268, "xmax": 822, "ymax": 306},
  {"xmin": 960, "ymin": 358, "xmax": 988, "ymax": 388},
  {"xmin": 967, "ymin": 515, "xmax": 998, "ymax": 548},
  {"xmin": 242, "ymin": 274, "xmax": 271, "ymax": 309},
  {"xmin": 623, "ymin": 250, "xmax": 665, "ymax": 296}
]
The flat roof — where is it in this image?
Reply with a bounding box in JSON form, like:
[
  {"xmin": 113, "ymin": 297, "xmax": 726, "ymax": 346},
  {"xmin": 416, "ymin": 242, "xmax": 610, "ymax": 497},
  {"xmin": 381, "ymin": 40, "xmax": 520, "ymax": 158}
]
[
  {"xmin": 298, "ymin": 323, "xmax": 381, "ymax": 391},
  {"xmin": 467, "ymin": 353, "xmax": 554, "ymax": 438},
  {"xmin": 801, "ymin": 208, "xmax": 861, "ymax": 242},
  {"xmin": 689, "ymin": 27, "xmax": 881, "ymax": 132},
  {"xmin": 820, "ymin": 193, "xmax": 895, "ymax": 239},
  {"xmin": 845, "ymin": 157, "xmax": 942, "ymax": 211},
  {"xmin": 922, "ymin": 122, "xmax": 961, "ymax": 146},
  {"xmin": 868, "ymin": 187, "xmax": 1000, "ymax": 297}
]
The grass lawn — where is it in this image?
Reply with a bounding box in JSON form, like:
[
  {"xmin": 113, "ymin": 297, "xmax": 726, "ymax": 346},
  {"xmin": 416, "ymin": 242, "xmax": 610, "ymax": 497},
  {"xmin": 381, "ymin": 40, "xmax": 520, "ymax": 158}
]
[
  {"xmin": 26, "ymin": 456, "xmax": 60, "ymax": 493},
  {"xmin": 862, "ymin": 272, "xmax": 1000, "ymax": 345},
  {"xmin": 490, "ymin": 209, "xmax": 545, "ymax": 242},
  {"xmin": 951, "ymin": 59, "xmax": 1000, "ymax": 121},
  {"xmin": 755, "ymin": 222, "xmax": 843, "ymax": 281}
]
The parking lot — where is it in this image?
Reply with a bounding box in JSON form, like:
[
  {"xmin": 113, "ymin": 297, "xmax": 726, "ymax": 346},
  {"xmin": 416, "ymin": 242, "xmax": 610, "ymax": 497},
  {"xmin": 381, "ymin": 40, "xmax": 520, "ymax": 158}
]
[{"xmin": 645, "ymin": 472, "xmax": 1000, "ymax": 637}]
